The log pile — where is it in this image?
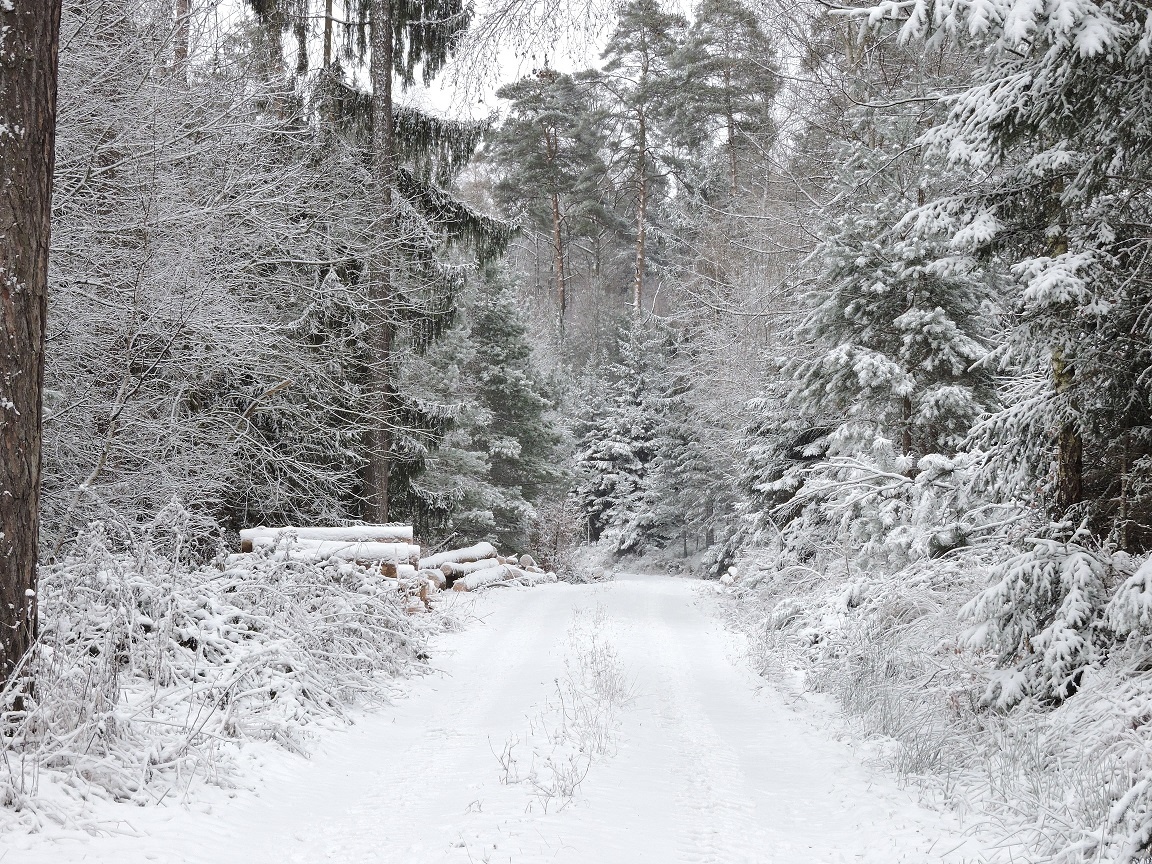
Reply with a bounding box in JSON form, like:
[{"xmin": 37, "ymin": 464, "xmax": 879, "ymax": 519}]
[
  {"xmin": 235, "ymin": 526, "xmax": 558, "ymax": 606},
  {"xmin": 239, "ymin": 525, "xmax": 421, "ymax": 566},
  {"xmin": 419, "ymin": 545, "xmax": 558, "ymax": 592}
]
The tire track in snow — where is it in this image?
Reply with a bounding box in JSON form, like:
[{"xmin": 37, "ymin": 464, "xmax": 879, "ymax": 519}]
[{"xmin": 13, "ymin": 574, "xmax": 985, "ymax": 864}]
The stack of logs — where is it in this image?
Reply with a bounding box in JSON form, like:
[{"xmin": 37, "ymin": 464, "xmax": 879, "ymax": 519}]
[
  {"xmin": 236, "ymin": 526, "xmax": 558, "ymax": 606},
  {"xmin": 418, "ymin": 541, "xmax": 558, "ymax": 591}
]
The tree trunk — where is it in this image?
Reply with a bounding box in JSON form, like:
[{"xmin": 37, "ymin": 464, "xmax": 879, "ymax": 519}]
[
  {"xmin": 633, "ymin": 108, "xmax": 647, "ymax": 315},
  {"xmin": 0, "ymin": 0, "xmax": 62, "ymax": 695},
  {"xmin": 1053, "ymin": 348, "xmax": 1082, "ymax": 514},
  {"xmin": 544, "ymin": 124, "xmax": 566, "ymax": 339},
  {"xmin": 1047, "ymin": 176, "xmax": 1081, "ymax": 517},
  {"xmin": 368, "ymin": 0, "xmax": 396, "ymax": 523},
  {"xmin": 724, "ymin": 66, "xmax": 737, "ymax": 198},
  {"xmin": 901, "ymin": 394, "xmax": 913, "ymax": 457},
  {"xmin": 323, "ymin": 0, "xmax": 335, "ymax": 67},
  {"xmin": 294, "ymin": 19, "xmax": 308, "ymax": 75},
  {"xmin": 550, "ymin": 190, "xmax": 566, "ymax": 340},
  {"xmin": 174, "ymin": 0, "xmax": 191, "ymax": 72}
]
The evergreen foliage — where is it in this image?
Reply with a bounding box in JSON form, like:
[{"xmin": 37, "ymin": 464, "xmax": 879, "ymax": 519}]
[
  {"xmin": 788, "ymin": 85, "xmax": 996, "ymax": 459},
  {"xmin": 573, "ymin": 325, "xmax": 667, "ymax": 552},
  {"xmin": 490, "ymin": 70, "xmax": 607, "ymax": 240},
  {"xmin": 890, "ymin": 0, "xmax": 1152, "ymax": 543},
  {"xmin": 675, "ymin": 0, "xmax": 778, "ymax": 195},
  {"xmin": 413, "ymin": 268, "xmax": 565, "ymax": 550},
  {"xmin": 573, "ymin": 320, "xmax": 724, "ymax": 558}
]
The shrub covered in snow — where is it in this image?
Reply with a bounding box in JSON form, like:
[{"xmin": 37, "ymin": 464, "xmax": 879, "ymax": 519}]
[
  {"xmin": 0, "ymin": 509, "xmax": 455, "ymax": 831},
  {"xmin": 726, "ymin": 505, "xmax": 1152, "ymax": 861}
]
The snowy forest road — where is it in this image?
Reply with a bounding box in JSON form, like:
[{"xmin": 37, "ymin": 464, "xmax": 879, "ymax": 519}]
[{"xmin": 16, "ymin": 574, "xmax": 981, "ymax": 863}]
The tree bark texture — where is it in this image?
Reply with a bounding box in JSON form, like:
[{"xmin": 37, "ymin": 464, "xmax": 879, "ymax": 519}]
[
  {"xmin": 1047, "ymin": 177, "xmax": 1081, "ymax": 516},
  {"xmin": 323, "ymin": 0, "xmax": 335, "ymax": 67},
  {"xmin": 550, "ymin": 189, "xmax": 566, "ymax": 339},
  {"xmin": 724, "ymin": 65, "xmax": 737, "ymax": 197},
  {"xmin": 542, "ymin": 121, "xmax": 566, "ymax": 338},
  {"xmin": 174, "ymin": 0, "xmax": 191, "ymax": 71},
  {"xmin": 633, "ymin": 107, "xmax": 646, "ymax": 315},
  {"xmin": 1053, "ymin": 349, "xmax": 1082, "ymax": 514},
  {"xmin": 0, "ymin": 1, "xmax": 63, "ymax": 694},
  {"xmin": 368, "ymin": 0, "xmax": 396, "ymax": 522}
]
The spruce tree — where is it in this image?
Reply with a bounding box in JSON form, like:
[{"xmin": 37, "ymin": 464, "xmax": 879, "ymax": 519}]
[
  {"xmin": 573, "ymin": 321, "xmax": 670, "ymax": 552},
  {"xmin": 413, "ymin": 268, "xmax": 564, "ymax": 549},
  {"xmin": 787, "ymin": 91, "xmax": 996, "ymax": 461},
  {"xmin": 244, "ymin": 0, "xmax": 510, "ymax": 524},
  {"xmin": 886, "ymin": 0, "xmax": 1152, "ymax": 545}
]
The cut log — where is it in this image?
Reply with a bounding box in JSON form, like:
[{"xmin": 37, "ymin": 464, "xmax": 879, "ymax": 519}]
[
  {"xmin": 452, "ymin": 564, "xmax": 526, "ymax": 592},
  {"xmin": 440, "ymin": 559, "xmax": 504, "ymax": 578},
  {"xmin": 420, "ymin": 542, "xmax": 497, "ymax": 571},
  {"xmin": 418, "ymin": 568, "xmax": 446, "ymax": 589},
  {"xmin": 240, "ymin": 524, "xmax": 413, "ymax": 545},
  {"xmin": 518, "ymin": 554, "xmax": 537, "ymax": 569},
  {"xmin": 514, "ymin": 570, "xmax": 558, "ymax": 586},
  {"xmin": 243, "ymin": 536, "xmax": 420, "ymax": 564}
]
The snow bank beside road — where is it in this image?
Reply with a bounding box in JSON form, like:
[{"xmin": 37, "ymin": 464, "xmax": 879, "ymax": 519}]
[
  {"xmin": 9, "ymin": 573, "xmax": 979, "ymax": 864},
  {"xmin": 0, "ymin": 516, "xmax": 454, "ymax": 834}
]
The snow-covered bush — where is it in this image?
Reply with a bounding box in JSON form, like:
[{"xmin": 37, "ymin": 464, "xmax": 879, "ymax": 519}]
[
  {"xmin": 726, "ymin": 503, "xmax": 1152, "ymax": 862},
  {"xmin": 0, "ymin": 509, "xmax": 453, "ymax": 830},
  {"xmin": 961, "ymin": 526, "xmax": 1125, "ymax": 708}
]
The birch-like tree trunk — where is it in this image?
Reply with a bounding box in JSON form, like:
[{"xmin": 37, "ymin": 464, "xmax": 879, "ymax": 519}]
[{"xmin": 0, "ymin": 0, "xmax": 63, "ymax": 694}]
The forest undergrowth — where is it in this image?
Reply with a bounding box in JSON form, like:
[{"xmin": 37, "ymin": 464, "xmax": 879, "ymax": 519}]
[
  {"xmin": 720, "ymin": 453, "xmax": 1152, "ymax": 863},
  {"xmin": 0, "ymin": 504, "xmax": 461, "ymax": 834}
]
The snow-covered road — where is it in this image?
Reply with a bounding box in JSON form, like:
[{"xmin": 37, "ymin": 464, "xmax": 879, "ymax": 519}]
[{"xmin": 12, "ymin": 573, "xmax": 981, "ymax": 863}]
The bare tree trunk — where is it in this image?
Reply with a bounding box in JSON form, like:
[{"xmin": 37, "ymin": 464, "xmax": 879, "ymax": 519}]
[
  {"xmin": 633, "ymin": 108, "xmax": 646, "ymax": 315},
  {"xmin": 1053, "ymin": 348, "xmax": 1082, "ymax": 514},
  {"xmin": 0, "ymin": 0, "xmax": 62, "ymax": 695},
  {"xmin": 1047, "ymin": 176, "xmax": 1081, "ymax": 517},
  {"xmin": 294, "ymin": 18, "xmax": 308, "ymax": 75},
  {"xmin": 174, "ymin": 0, "xmax": 191, "ymax": 72},
  {"xmin": 368, "ymin": 0, "xmax": 396, "ymax": 523},
  {"xmin": 901, "ymin": 394, "xmax": 914, "ymax": 456},
  {"xmin": 550, "ymin": 189, "xmax": 566, "ymax": 340},
  {"xmin": 724, "ymin": 66, "xmax": 737, "ymax": 198},
  {"xmin": 323, "ymin": 0, "xmax": 335, "ymax": 67}
]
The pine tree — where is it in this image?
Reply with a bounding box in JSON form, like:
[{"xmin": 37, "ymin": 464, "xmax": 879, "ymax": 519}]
[
  {"xmin": 590, "ymin": 0, "xmax": 688, "ymax": 313},
  {"xmin": 675, "ymin": 0, "xmax": 778, "ymax": 197},
  {"xmin": 490, "ymin": 69, "xmax": 607, "ymax": 338}
]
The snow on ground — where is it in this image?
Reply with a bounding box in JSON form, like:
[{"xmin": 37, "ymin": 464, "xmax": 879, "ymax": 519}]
[{"xmin": 9, "ymin": 573, "xmax": 983, "ymax": 863}]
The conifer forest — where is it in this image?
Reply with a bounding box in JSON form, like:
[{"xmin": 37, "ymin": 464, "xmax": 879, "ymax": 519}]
[{"xmin": 3, "ymin": 0, "xmax": 1152, "ymax": 861}]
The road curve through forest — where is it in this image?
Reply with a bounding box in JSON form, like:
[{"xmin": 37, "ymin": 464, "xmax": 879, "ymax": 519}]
[{"xmin": 14, "ymin": 573, "xmax": 983, "ymax": 863}]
